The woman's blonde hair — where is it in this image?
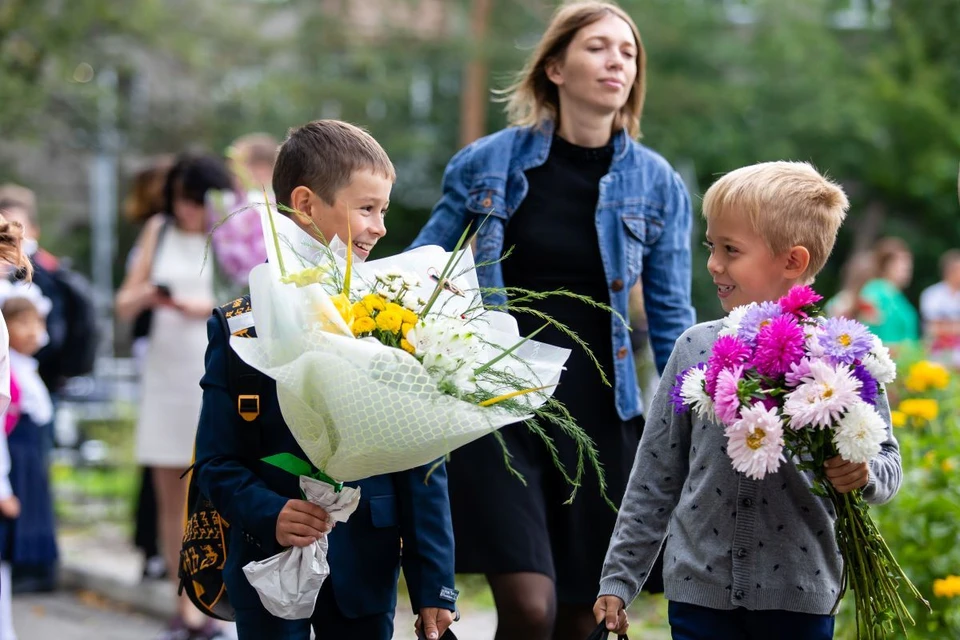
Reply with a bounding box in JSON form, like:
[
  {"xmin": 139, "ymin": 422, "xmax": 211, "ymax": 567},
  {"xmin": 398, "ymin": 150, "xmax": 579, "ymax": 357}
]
[
  {"xmin": 0, "ymin": 213, "xmax": 32, "ymax": 281},
  {"xmin": 501, "ymin": 1, "xmax": 646, "ymax": 138}
]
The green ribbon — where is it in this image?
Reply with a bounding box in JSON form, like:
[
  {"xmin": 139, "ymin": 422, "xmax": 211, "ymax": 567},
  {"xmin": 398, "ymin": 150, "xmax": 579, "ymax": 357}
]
[{"xmin": 261, "ymin": 453, "xmax": 343, "ymax": 493}]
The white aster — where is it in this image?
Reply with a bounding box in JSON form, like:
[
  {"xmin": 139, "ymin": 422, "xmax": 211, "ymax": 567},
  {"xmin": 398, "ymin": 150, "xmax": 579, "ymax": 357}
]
[
  {"xmin": 725, "ymin": 402, "xmax": 786, "ymax": 480},
  {"xmin": 719, "ymin": 304, "xmax": 752, "ymax": 338},
  {"xmin": 833, "ymin": 401, "xmax": 886, "ymax": 463},
  {"xmin": 782, "ymin": 360, "xmax": 862, "ymax": 429},
  {"xmin": 680, "ymin": 366, "xmax": 717, "ymax": 423},
  {"xmin": 862, "ymin": 337, "xmax": 897, "ymax": 384}
]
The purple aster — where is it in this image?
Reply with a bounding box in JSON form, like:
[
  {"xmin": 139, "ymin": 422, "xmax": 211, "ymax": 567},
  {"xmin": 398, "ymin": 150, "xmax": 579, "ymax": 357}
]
[
  {"xmin": 785, "ymin": 357, "xmax": 814, "ymax": 387},
  {"xmin": 670, "ymin": 370, "xmax": 690, "ymax": 414},
  {"xmin": 779, "ymin": 285, "xmax": 824, "ymax": 318},
  {"xmin": 705, "ymin": 336, "xmax": 753, "ymax": 396},
  {"xmin": 754, "ymin": 314, "xmax": 806, "ymax": 377},
  {"xmin": 818, "ymin": 317, "xmax": 874, "ymax": 365},
  {"xmin": 852, "ymin": 364, "xmax": 879, "ymax": 406},
  {"xmin": 737, "ymin": 302, "xmax": 785, "ymax": 344}
]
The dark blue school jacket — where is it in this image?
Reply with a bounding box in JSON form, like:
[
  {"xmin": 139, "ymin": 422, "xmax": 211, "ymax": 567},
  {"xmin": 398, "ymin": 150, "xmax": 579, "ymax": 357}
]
[{"xmin": 193, "ymin": 297, "xmax": 457, "ymax": 619}]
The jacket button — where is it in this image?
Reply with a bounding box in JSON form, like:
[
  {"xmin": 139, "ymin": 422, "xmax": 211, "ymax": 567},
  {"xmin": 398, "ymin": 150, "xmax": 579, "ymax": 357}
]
[
  {"xmin": 481, "ymin": 196, "xmax": 493, "ymax": 208},
  {"xmin": 734, "ymin": 589, "xmax": 745, "ymax": 600},
  {"xmin": 610, "ymin": 279, "xmax": 624, "ymax": 292},
  {"xmin": 737, "ymin": 548, "xmax": 747, "ymax": 558},
  {"xmin": 741, "ymin": 498, "xmax": 754, "ymax": 508},
  {"xmin": 617, "ymin": 346, "xmax": 629, "ymax": 360}
]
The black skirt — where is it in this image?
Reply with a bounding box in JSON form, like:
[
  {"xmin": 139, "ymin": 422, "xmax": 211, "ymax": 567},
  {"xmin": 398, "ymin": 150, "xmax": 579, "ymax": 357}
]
[{"xmin": 448, "ymin": 413, "xmax": 664, "ymax": 604}]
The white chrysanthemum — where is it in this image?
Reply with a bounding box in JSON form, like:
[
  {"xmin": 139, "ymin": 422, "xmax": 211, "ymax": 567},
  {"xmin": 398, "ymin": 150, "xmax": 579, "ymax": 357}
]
[
  {"xmin": 680, "ymin": 366, "xmax": 716, "ymax": 422},
  {"xmin": 725, "ymin": 402, "xmax": 786, "ymax": 480},
  {"xmin": 833, "ymin": 401, "xmax": 886, "ymax": 463},
  {"xmin": 401, "ymin": 294, "xmax": 421, "ymax": 311},
  {"xmin": 407, "ymin": 318, "xmax": 483, "ymax": 394},
  {"xmin": 402, "ymin": 274, "xmax": 421, "ymax": 288},
  {"xmin": 862, "ymin": 337, "xmax": 897, "ymax": 384},
  {"xmin": 719, "ymin": 304, "xmax": 752, "ymax": 338},
  {"xmin": 783, "ymin": 360, "xmax": 862, "ymax": 429}
]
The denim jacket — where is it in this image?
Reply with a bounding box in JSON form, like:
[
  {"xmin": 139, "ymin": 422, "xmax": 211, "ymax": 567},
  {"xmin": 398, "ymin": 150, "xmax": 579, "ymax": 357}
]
[{"xmin": 409, "ymin": 121, "xmax": 695, "ymax": 420}]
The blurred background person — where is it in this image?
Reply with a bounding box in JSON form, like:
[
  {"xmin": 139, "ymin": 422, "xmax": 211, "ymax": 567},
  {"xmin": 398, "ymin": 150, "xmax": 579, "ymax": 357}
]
[
  {"xmin": 860, "ymin": 236, "xmax": 919, "ymax": 347},
  {"xmin": 114, "ymin": 153, "xmax": 230, "ymax": 640},
  {"xmin": 121, "ymin": 156, "xmax": 174, "ymax": 583},
  {"xmin": 920, "ymin": 248, "xmax": 960, "ymax": 367},
  {"xmin": 825, "ymin": 251, "xmax": 879, "ymax": 323},
  {"xmin": 0, "ymin": 281, "xmax": 59, "ymax": 613},
  {"xmin": 206, "ymin": 132, "xmax": 278, "ymax": 302}
]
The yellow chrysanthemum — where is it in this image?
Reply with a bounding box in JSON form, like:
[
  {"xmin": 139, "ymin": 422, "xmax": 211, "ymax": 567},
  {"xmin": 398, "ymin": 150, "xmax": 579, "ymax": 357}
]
[
  {"xmin": 401, "ymin": 308, "xmax": 419, "ymax": 325},
  {"xmin": 352, "ymin": 302, "xmax": 370, "ymax": 319},
  {"xmin": 330, "ymin": 293, "xmax": 354, "ymax": 328},
  {"xmin": 933, "ymin": 575, "xmax": 960, "ymax": 598},
  {"xmin": 401, "ymin": 322, "xmax": 415, "ymax": 338},
  {"xmin": 890, "ymin": 410, "xmax": 906, "ymax": 428},
  {"xmin": 904, "ymin": 361, "xmax": 950, "ymax": 393},
  {"xmin": 361, "ymin": 294, "xmax": 387, "ymax": 314},
  {"xmin": 375, "ymin": 308, "xmax": 403, "ymax": 334},
  {"xmin": 898, "ymin": 398, "xmax": 939, "ymax": 423},
  {"xmin": 352, "ymin": 316, "xmax": 376, "ymax": 336},
  {"xmin": 400, "ymin": 338, "xmax": 416, "ymax": 354},
  {"xmin": 385, "ymin": 302, "xmax": 406, "ymax": 316}
]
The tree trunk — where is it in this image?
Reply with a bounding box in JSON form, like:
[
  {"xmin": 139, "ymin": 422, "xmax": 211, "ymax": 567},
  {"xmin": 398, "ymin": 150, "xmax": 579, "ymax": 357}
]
[{"xmin": 459, "ymin": 0, "xmax": 493, "ymax": 147}]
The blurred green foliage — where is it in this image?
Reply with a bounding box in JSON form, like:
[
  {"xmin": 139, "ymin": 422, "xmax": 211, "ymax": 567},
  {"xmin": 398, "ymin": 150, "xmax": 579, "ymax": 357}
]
[{"xmin": 2, "ymin": 0, "xmax": 959, "ymax": 319}]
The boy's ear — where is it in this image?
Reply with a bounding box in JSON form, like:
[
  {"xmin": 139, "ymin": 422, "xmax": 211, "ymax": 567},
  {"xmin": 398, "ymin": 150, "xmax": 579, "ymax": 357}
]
[
  {"xmin": 784, "ymin": 245, "xmax": 811, "ymax": 279},
  {"xmin": 288, "ymin": 186, "xmax": 315, "ymax": 228}
]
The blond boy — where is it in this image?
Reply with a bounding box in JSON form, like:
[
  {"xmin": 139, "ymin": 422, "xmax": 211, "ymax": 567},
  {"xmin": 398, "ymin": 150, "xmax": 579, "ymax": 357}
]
[{"xmin": 593, "ymin": 162, "xmax": 902, "ymax": 640}]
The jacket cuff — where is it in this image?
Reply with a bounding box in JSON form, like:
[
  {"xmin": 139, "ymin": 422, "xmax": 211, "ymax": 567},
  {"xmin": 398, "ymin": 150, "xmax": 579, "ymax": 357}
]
[
  {"xmin": 597, "ymin": 579, "xmax": 636, "ymax": 609},
  {"xmin": 245, "ymin": 491, "xmax": 289, "ymax": 553}
]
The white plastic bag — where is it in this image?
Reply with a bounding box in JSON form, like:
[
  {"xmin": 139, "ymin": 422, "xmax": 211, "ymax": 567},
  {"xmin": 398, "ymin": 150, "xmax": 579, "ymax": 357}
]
[{"xmin": 242, "ymin": 476, "xmax": 361, "ymax": 619}]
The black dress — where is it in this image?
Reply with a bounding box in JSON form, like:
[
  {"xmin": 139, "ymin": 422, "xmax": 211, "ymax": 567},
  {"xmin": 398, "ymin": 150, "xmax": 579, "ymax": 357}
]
[{"xmin": 447, "ymin": 135, "xmax": 662, "ymax": 604}]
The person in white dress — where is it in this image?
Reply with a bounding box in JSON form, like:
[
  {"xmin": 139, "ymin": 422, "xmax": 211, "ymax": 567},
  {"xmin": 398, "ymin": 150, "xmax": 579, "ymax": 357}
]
[{"xmin": 115, "ymin": 154, "xmax": 232, "ymax": 639}]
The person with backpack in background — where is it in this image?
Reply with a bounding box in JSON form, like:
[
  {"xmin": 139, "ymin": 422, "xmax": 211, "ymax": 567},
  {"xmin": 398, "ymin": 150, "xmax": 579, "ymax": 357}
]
[
  {"xmin": 0, "ymin": 185, "xmax": 97, "ymax": 594},
  {"xmin": 0, "ymin": 185, "xmax": 100, "ymax": 396},
  {"xmin": 115, "ymin": 154, "xmax": 232, "ymax": 640}
]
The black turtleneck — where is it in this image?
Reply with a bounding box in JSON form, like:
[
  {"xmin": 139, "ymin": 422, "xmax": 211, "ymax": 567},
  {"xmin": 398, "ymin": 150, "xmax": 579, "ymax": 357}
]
[{"xmin": 501, "ymin": 134, "xmax": 617, "ymax": 422}]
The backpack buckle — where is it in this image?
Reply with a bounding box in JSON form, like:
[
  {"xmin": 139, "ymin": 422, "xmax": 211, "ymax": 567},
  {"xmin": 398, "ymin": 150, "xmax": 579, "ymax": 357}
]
[{"xmin": 238, "ymin": 395, "xmax": 260, "ymax": 422}]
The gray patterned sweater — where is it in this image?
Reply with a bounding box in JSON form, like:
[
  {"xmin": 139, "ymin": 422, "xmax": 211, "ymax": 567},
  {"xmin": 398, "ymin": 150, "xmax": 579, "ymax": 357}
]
[{"xmin": 598, "ymin": 321, "xmax": 902, "ymax": 615}]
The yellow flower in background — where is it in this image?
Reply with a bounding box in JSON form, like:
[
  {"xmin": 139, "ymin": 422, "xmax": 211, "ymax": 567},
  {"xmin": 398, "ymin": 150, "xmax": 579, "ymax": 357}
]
[
  {"xmin": 923, "ymin": 450, "xmax": 937, "ymax": 469},
  {"xmin": 904, "ymin": 361, "xmax": 950, "ymax": 393},
  {"xmin": 352, "ymin": 302, "xmax": 370, "ymax": 319},
  {"xmin": 890, "ymin": 411, "xmax": 906, "ymax": 428},
  {"xmin": 400, "ymin": 338, "xmax": 415, "ymax": 354},
  {"xmin": 352, "ymin": 316, "xmax": 376, "ymax": 336},
  {"xmin": 942, "ymin": 459, "xmax": 956, "ymax": 473},
  {"xmin": 375, "ymin": 308, "xmax": 403, "ymax": 334},
  {"xmin": 933, "ymin": 575, "xmax": 960, "ymax": 598},
  {"xmin": 898, "ymin": 398, "xmax": 939, "ymax": 423},
  {"xmin": 361, "ymin": 294, "xmax": 386, "ymax": 314},
  {"xmin": 330, "ymin": 293, "xmax": 354, "ymax": 328}
]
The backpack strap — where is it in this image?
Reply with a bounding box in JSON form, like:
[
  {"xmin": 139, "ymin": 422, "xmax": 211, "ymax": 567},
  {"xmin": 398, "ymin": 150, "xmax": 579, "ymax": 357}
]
[{"xmin": 214, "ymin": 295, "xmax": 262, "ymax": 458}]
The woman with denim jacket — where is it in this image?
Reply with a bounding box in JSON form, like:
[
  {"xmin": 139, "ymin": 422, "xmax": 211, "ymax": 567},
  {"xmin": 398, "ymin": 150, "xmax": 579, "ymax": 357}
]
[{"xmin": 409, "ymin": 3, "xmax": 695, "ymax": 638}]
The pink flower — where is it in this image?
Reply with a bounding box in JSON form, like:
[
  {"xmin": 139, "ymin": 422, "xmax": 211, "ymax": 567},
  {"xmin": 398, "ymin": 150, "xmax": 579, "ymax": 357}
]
[
  {"xmin": 754, "ymin": 314, "xmax": 805, "ymax": 377},
  {"xmin": 779, "ymin": 285, "xmax": 823, "ymax": 317},
  {"xmin": 714, "ymin": 365, "xmax": 745, "ymax": 426},
  {"xmin": 705, "ymin": 336, "xmax": 752, "ymax": 396}
]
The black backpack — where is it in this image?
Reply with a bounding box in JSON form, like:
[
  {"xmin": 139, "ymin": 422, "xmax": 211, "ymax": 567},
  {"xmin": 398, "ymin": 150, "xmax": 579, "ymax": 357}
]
[
  {"xmin": 50, "ymin": 265, "xmax": 100, "ymax": 378},
  {"xmin": 179, "ymin": 296, "xmax": 263, "ymax": 621}
]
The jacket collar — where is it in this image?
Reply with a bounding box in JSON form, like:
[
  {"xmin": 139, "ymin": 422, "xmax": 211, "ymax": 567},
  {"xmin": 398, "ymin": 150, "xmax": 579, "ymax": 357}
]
[{"xmin": 518, "ymin": 119, "xmax": 631, "ymax": 171}]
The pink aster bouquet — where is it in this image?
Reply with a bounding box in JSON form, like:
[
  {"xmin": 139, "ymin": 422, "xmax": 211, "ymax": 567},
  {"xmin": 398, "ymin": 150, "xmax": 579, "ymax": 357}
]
[{"xmin": 671, "ymin": 285, "xmax": 927, "ymax": 639}]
